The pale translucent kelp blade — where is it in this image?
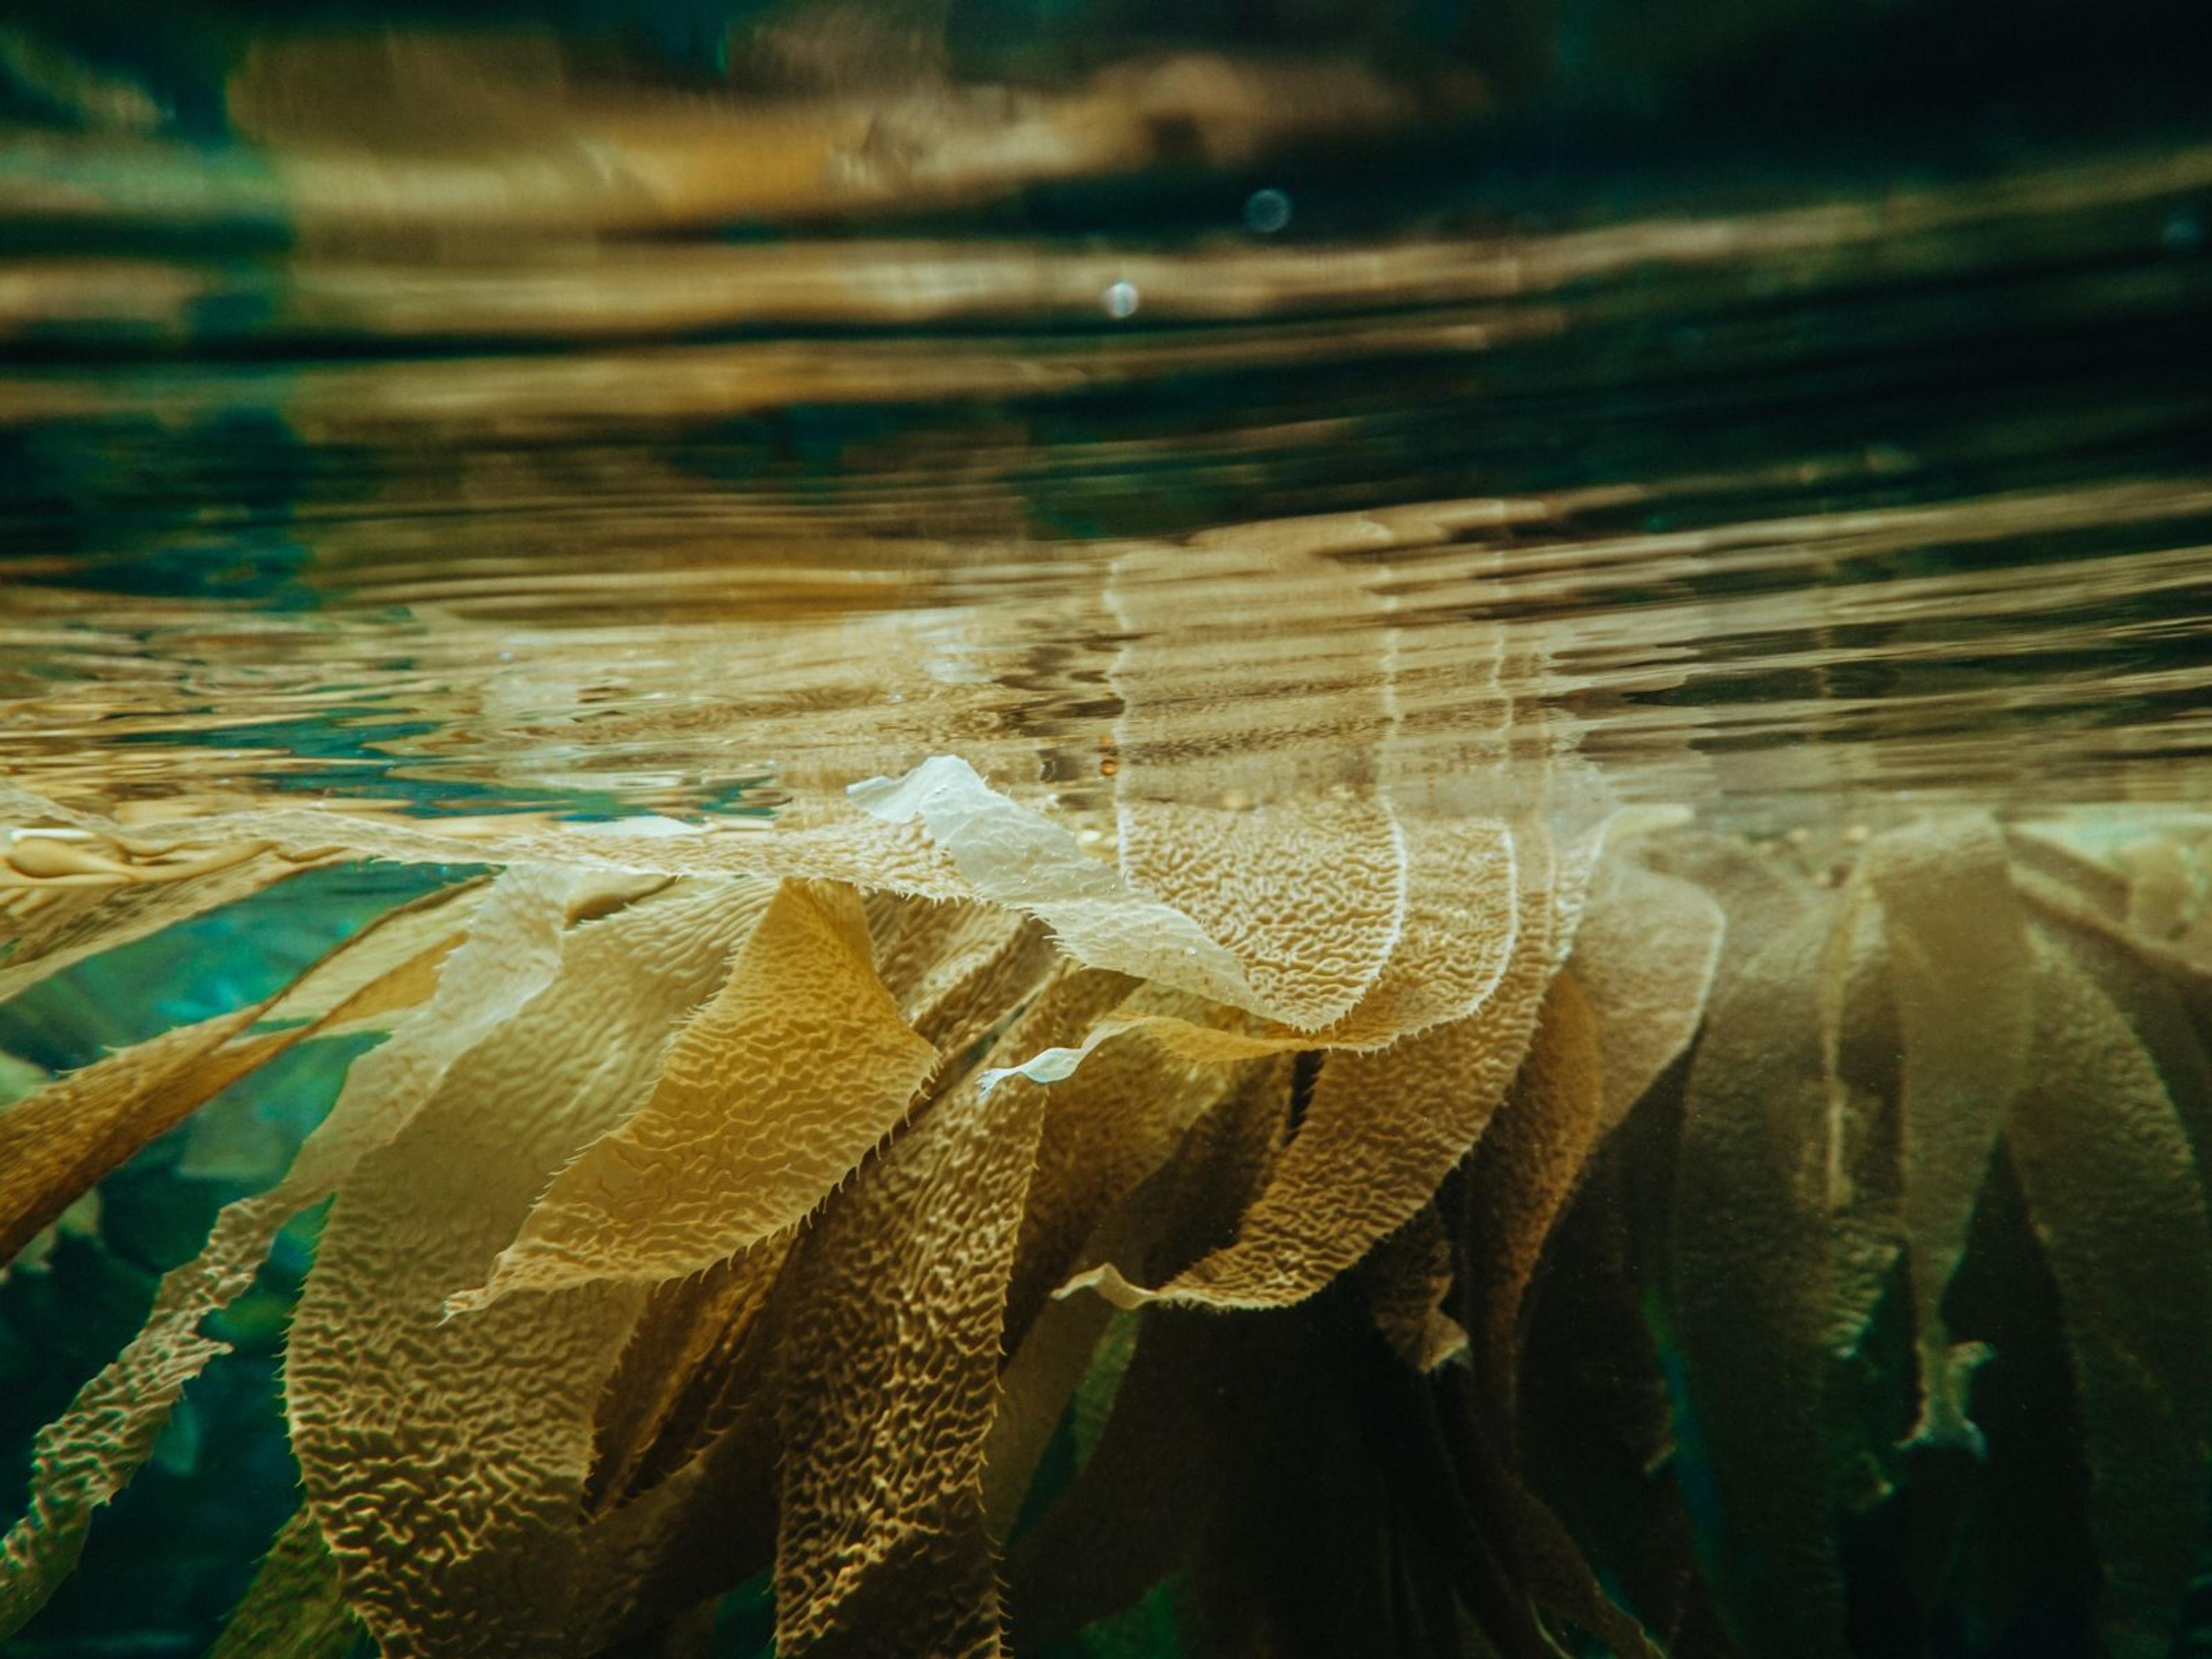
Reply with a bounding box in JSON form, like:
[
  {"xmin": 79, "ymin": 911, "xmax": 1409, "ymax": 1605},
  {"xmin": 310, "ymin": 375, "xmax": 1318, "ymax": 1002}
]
[
  {"xmin": 1112, "ymin": 799, "xmax": 1408, "ymax": 1031},
  {"xmin": 2008, "ymin": 934, "xmax": 2212, "ymax": 1659},
  {"xmin": 1862, "ymin": 815, "xmax": 2033, "ymax": 1450},
  {"xmin": 262, "ymin": 876, "xmax": 491, "ymax": 1032},
  {"xmin": 774, "ymin": 972, "xmax": 1108, "ymax": 1655},
  {"xmin": 1105, "ymin": 532, "xmax": 1405, "ymax": 1029},
  {"xmin": 1460, "ymin": 974, "xmax": 1661, "ymax": 1659},
  {"xmin": 0, "ymin": 836, "xmax": 326, "ymax": 1005},
  {"xmin": 6, "ymin": 775, "xmax": 975, "ymax": 902},
  {"xmin": 1067, "ymin": 836, "xmax": 1558, "ymax": 1311},
  {"xmin": 454, "ymin": 879, "xmax": 931, "ymax": 1308},
  {"xmin": 1334, "ymin": 817, "xmax": 1521, "ymax": 1045},
  {"xmin": 1565, "ymin": 850, "xmax": 1726, "ymax": 1133},
  {"xmin": 851, "ymin": 755, "xmax": 1396, "ymax": 1029},
  {"xmin": 0, "ymin": 1009, "xmax": 281, "ymax": 1266},
  {"xmin": 1670, "ymin": 903, "xmax": 1855, "ymax": 1659},
  {"xmin": 976, "ymin": 817, "xmax": 1521, "ymax": 1094},
  {"xmin": 288, "ymin": 880, "xmax": 763, "ymax": 1658},
  {"xmin": 208, "ymin": 1511, "xmax": 359, "ymax": 1659},
  {"xmin": 0, "ymin": 865, "xmax": 590, "ymax": 1637}
]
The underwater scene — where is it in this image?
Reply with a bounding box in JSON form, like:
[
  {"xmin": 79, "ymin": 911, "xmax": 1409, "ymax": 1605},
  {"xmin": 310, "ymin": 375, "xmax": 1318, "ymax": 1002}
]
[{"xmin": 2, "ymin": 2, "xmax": 2210, "ymax": 1656}]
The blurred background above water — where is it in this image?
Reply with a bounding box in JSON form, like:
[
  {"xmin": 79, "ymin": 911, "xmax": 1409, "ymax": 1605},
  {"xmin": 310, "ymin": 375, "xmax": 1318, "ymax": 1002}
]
[{"xmin": 1, "ymin": 0, "xmax": 2208, "ymax": 834}]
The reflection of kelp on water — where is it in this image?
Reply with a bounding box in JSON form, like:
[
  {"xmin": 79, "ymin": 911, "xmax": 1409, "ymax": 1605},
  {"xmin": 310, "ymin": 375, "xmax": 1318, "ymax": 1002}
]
[{"xmin": 3, "ymin": 715, "xmax": 2211, "ymax": 1655}]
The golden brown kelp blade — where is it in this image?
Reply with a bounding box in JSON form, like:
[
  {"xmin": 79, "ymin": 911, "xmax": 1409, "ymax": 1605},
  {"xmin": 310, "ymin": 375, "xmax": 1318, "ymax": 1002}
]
[
  {"xmin": 584, "ymin": 1238, "xmax": 796, "ymax": 1519},
  {"xmin": 10, "ymin": 763, "xmax": 2208, "ymax": 1657},
  {"xmin": 772, "ymin": 969, "xmax": 1094, "ymax": 1655},
  {"xmin": 1669, "ymin": 897, "xmax": 1859, "ymax": 1659},
  {"xmin": 287, "ymin": 880, "xmax": 766, "ymax": 1658},
  {"xmin": 1861, "ymin": 815, "xmax": 2033, "ymax": 1452},
  {"xmin": 0, "ymin": 1009, "xmax": 286, "ymax": 1266},
  {"xmin": 208, "ymin": 1510, "xmax": 358, "ymax": 1659},
  {"xmin": 1005, "ymin": 1061, "xmax": 1293, "ymax": 1649},
  {"xmin": 0, "ymin": 867, "xmax": 586, "ymax": 1637},
  {"xmin": 1516, "ymin": 1137, "xmax": 1749, "ymax": 1659},
  {"xmin": 1566, "ymin": 851, "xmax": 1726, "ymax": 1134},
  {"xmin": 0, "ymin": 834, "xmax": 328, "ymax": 1004},
  {"xmin": 1066, "ymin": 831, "xmax": 1555, "ymax": 1311},
  {"xmin": 1363, "ymin": 1201, "xmax": 1469, "ymax": 1374},
  {"xmin": 1458, "ymin": 974, "xmax": 1661, "ymax": 1659},
  {"xmin": 2008, "ymin": 933, "xmax": 2212, "ymax": 1659},
  {"xmin": 450, "ymin": 880, "xmax": 934, "ymax": 1307},
  {"xmin": 0, "ymin": 876, "xmax": 490, "ymax": 1265}
]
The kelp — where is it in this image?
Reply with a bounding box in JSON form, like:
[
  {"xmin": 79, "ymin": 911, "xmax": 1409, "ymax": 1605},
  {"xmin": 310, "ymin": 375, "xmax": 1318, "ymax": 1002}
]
[
  {"xmin": 0, "ymin": 869, "xmax": 569, "ymax": 1636},
  {"xmin": 3, "ymin": 762, "xmax": 2210, "ymax": 1659},
  {"xmin": 452, "ymin": 880, "xmax": 938, "ymax": 1307},
  {"xmin": 204, "ymin": 1510, "xmax": 359, "ymax": 1659}
]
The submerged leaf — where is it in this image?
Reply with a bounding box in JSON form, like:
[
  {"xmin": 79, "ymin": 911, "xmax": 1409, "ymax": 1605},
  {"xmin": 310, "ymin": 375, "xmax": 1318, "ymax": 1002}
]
[
  {"xmin": 0, "ymin": 839, "xmax": 325, "ymax": 1005},
  {"xmin": 1670, "ymin": 903, "xmax": 1855, "ymax": 1659},
  {"xmin": 1006, "ymin": 1062, "xmax": 1291, "ymax": 1648},
  {"xmin": 2008, "ymin": 933, "xmax": 2212, "ymax": 1659},
  {"xmin": 0, "ymin": 1009, "xmax": 283, "ymax": 1267},
  {"xmin": 453, "ymin": 879, "xmax": 933, "ymax": 1308},
  {"xmin": 1362, "ymin": 1200, "xmax": 1467, "ymax": 1373},
  {"xmin": 1112, "ymin": 797, "xmax": 1409, "ymax": 1031},
  {"xmin": 1566, "ymin": 851, "xmax": 1725, "ymax": 1132},
  {"xmin": 263, "ymin": 876, "xmax": 490, "ymax": 1033},
  {"xmin": 0, "ymin": 865, "xmax": 597, "ymax": 1637},
  {"xmin": 586, "ymin": 1236, "xmax": 797, "ymax": 1516},
  {"xmin": 1003, "ymin": 977, "xmax": 1218, "ymax": 1343},
  {"xmin": 774, "ymin": 967, "xmax": 1109, "ymax": 1656},
  {"xmin": 209, "ymin": 1510, "xmax": 359, "ymax": 1659},
  {"xmin": 991, "ymin": 817, "xmax": 1522, "ymax": 1083},
  {"xmin": 850, "ymin": 755, "xmax": 1403, "ymax": 1029},
  {"xmin": 1069, "ymin": 835, "xmax": 1559, "ymax": 1312},
  {"xmin": 289, "ymin": 879, "xmax": 762, "ymax": 1658},
  {"xmin": 1461, "ymin": 972, "xmax": 1660, "ymax": 1659},
  {"xmin": 1862, "ymin": 815, "xmax": 2032, "ymax": 1450}
]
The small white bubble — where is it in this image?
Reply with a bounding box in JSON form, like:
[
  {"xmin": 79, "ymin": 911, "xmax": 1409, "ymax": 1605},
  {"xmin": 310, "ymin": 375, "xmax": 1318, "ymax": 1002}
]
[
  {"xmin": 1243, "ymin": 188, "xmax": 1291, "ymax": 234},
  {"xmin": 1102, "ymin": 279, "xmax": 1140, "ymax": 320}
]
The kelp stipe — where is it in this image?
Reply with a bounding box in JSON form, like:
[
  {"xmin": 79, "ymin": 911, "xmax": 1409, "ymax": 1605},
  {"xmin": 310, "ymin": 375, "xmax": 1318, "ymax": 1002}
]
[{"xmin": 5, "ymin": 766, "xmax": 2209, "ymax": 1656}]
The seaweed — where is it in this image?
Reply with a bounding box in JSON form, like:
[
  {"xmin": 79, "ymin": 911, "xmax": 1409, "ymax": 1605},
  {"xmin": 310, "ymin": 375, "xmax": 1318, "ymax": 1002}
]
[{"xmin": 1, "ymin": 767, "xmax": 2207, "ymax": 1657}]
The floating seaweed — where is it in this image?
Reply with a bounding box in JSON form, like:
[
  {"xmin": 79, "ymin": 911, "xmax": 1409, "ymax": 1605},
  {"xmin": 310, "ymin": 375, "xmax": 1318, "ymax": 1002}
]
[{"xmin": 2, "ymin": 756, "xmax": 2207, "ymax": 1657}]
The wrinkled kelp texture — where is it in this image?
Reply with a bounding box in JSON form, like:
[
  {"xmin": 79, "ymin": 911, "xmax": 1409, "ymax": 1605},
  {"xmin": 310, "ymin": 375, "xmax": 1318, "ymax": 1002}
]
[{"xmin": 3, "ymin": 766, "xmax": 2210, "ymax": 1658}]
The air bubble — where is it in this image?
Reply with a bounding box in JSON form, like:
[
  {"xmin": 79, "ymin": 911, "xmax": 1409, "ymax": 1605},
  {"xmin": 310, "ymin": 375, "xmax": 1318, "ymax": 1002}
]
[{"xmin": 1243, "ymin": 188, "xmax": 1291, "ymax": 234}]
